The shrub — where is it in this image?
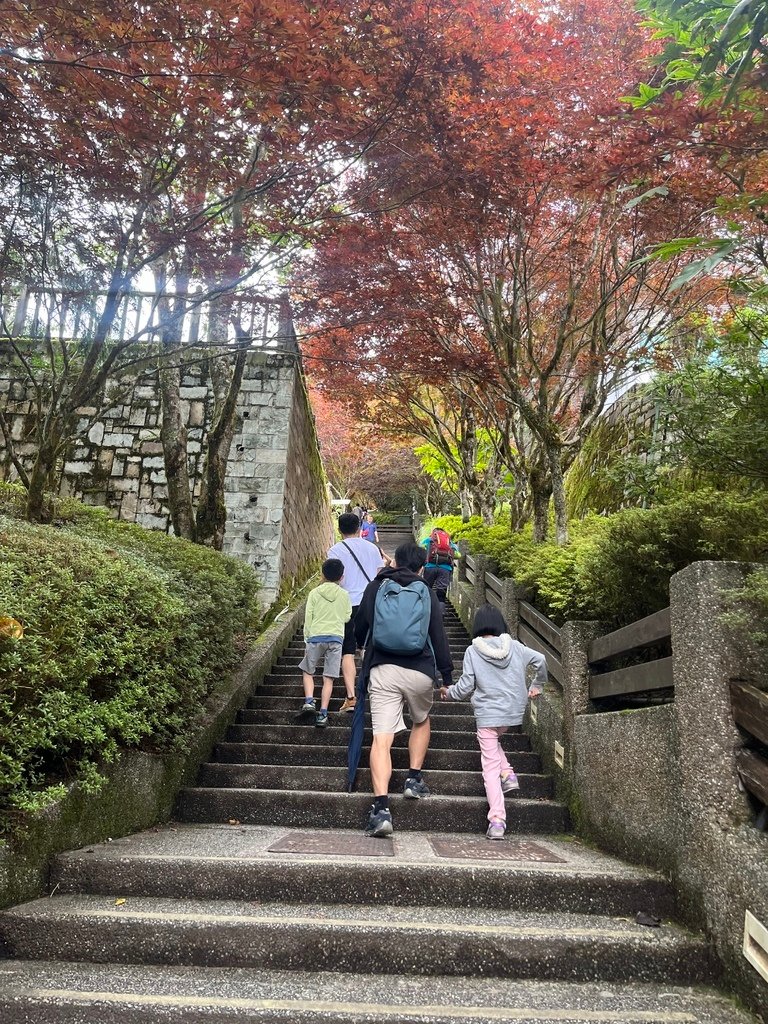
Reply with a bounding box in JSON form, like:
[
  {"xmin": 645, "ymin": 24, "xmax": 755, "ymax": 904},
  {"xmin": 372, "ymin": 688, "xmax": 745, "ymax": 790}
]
[
  {"xmin": 0, "ymin": 484, "xmax": 259, "ymax": 825},
  {"xmin": 433, "ymin": 490, "xmax": 768, "ymax": 628}
]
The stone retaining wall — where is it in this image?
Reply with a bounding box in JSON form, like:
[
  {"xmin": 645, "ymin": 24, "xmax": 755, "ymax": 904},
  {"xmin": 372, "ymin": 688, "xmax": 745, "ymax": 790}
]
[{"xmin": 0, "ymin": 347, "xmax": 333, "ymax": 605}]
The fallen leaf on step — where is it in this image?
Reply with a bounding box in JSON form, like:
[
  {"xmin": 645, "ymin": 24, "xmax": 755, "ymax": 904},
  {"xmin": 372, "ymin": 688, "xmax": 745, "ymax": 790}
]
[
  {"xmin": 114, "ymin": 898, "xmax": 126, "ymax": 906},
  {"xmin": 228, "ymin": 819, "xmax": 241, "ymax": 825}
]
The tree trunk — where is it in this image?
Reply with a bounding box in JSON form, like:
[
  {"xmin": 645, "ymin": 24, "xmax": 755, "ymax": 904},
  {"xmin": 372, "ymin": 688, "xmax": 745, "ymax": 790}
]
[
  {"xmin": 547, "ymin": 443, "xmax": 569, "ymax": 546},
  {"xmin": 459, "ymin": 489, "xmax": 472, "ymax": 521},
  {"xmin": 25, "ymin": 436, "xmax": 59, "ymax": 522},
  {"xmin": 195, "ymin": 344, "xmax": 248, "ymax": 549},
  {"xmin": 160, "ymin": 359, "xmax": 196, "ymax": 540}
]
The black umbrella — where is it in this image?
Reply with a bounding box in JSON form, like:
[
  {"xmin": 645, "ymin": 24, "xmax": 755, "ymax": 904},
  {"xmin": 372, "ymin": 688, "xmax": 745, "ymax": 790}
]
[{"xmin": 346, "ymin": 665, "xmax": 369, "ymax": 793}]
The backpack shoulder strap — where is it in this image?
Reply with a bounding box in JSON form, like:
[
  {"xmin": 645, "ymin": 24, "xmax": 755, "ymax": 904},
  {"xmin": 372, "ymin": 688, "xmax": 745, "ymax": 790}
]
[{"xmin": 342, "ymin": 541, "xmax": 373, "ymax": 583}]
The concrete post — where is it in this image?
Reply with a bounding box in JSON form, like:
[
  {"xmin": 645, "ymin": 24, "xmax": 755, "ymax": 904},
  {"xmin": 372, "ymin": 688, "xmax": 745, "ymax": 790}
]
[
  {"xmin": 559, "ymin": 620, "xmax": 603, "ymax": 767},
  {"xmin": 671, "ymin": 560, "xmax": 756, "ymax": 831},
  {"xmin": 501, "ymin": 578, "xmax": 525, "ymax": 639},
  {"xmin": 670, "ymin": 561, "xmax": 768, "ymax": 1013}
]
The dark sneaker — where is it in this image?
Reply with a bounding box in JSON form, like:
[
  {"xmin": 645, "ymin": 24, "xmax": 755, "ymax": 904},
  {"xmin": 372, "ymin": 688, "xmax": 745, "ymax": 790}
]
[
  {"xmin": 403, "ymin": 777, "xmax": 430, "ymax": 799},
  {"xmin": 501, "ymin": 772, "xmax": 520, "ymax": 794},
  {"xmin": 315, "ymin": 711, "xmax": 328, "ymax": 728},
  {"xmin": 365, "ymin": 805, "xmax": 393, "ymax": 838},
  {"xmin": 486, "ymin": 820, "xmax": 505, "ymax": 840}
]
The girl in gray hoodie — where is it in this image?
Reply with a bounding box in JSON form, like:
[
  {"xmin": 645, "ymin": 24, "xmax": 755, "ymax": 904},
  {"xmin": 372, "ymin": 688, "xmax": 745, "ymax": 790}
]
[{"xmin": 440, "ymin": 604, "xmax": 546, "ymax": 840}]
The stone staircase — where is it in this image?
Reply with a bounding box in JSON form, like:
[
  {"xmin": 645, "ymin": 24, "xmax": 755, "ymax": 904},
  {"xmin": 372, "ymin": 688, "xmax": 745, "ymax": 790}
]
[{"xmin": 0, "ymin": 587, "xmax": 760, "ymax": 1022}]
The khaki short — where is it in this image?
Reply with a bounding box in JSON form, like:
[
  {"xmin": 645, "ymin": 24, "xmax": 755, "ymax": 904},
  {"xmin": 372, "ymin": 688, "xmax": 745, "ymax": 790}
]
[{"xmin": 368, "ymin": 663, "xmax": 434, "ymax": 735}]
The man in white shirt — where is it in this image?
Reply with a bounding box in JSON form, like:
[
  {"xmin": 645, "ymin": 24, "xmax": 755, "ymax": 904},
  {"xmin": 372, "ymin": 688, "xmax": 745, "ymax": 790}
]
[{"xmin": 327, "ymin": 513, "xmax": 385, "ymax": 713}]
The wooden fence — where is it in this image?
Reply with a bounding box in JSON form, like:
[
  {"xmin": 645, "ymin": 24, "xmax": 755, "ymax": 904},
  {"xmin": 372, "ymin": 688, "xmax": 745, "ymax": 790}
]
[
  {"xmin": 458, "ymin": 554, "xmax": 767, "ymax": 827},
  {"xmin": 730, "ymin": 680, "xmax": 768, "ymax": 829},
  {"xmin": 587, "ymin": 607, "xmax": 672, "ymax": 700}
]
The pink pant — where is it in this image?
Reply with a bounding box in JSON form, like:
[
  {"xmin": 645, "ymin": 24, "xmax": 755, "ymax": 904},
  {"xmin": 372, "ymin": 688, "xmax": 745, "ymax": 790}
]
[{"xmin": 477, "ymin": 726, "xmax": 513, "ymax": 824}]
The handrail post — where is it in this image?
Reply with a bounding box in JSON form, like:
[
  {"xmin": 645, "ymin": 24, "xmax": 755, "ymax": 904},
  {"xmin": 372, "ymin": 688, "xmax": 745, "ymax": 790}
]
[
  {"xmin": 559, "ymin": 619, "xmax": 603, "ymax": 771},
  {"xmin": 501, "ymin": 578, "xmax": 525, "ymax": 639},
  {"xmin": 473, "ymin": 553, "xmax": 488, "ymax": 608}
]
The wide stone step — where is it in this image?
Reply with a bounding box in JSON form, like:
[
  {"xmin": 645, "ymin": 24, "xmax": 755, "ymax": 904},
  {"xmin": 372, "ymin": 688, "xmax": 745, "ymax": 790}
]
[
  {"xmin": 195, "ymin": 763, "xmax": 554, "ymax": 799},
  {"xmin": 0, "ymin": 961, "xmax": 755, "ymax": 1024},
  {"xmin": 50, "ymin": 826, "xmax": 672, "ymax": 918},
  {"xmin": 213, "ymin": 742, "xmax": 543, "ymax": 774},
  {"xmin": 224, "ymin": 723, "xmax": 530, "ymax": 751},
  {"xmin": 247, "ymin": 694, "xmax": 480, "ymax": 718},
  {"xmin": 237, "ymin": 708, "xmax": 482, "ymax": 732},
  {"xmin": 0, "ymin": 895, "xmax": 715, "ymax": 985},
  {"xmin": 174, "ymin": 788, "xmax": 568, "ymax": 834},
  {"xmin": 278, "ymin": 646, "xmax": 470, "ymax": 662}
]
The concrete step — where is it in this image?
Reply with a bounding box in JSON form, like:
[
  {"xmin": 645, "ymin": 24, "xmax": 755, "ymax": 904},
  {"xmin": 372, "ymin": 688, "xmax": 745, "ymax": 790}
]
[
  {"xmin": 0, "ymin": 961, "xmax": 755, "ymax": 1024},
  {"xmin": 277, "ymin": 647, "xmax": 470, "ymax": 662},
  {"xmin": 224, "ymin": 723, "xmax": 531, "ymax": 751},
  {"xmin": 213, "ymin": 742, "xmax": 543, "ymax": 774},
  {"xmin": 247, "ymin": 694, "xmax": 480, "ymax": 718},
  {"xmin": 174, "ymin": 788, "xmax": 568, "ymax": 834},
  {"xmin": 237, "ymin": 708, "xmax": 482, "ymax": 732},
  {"xmin": 0, "ymin": 894, "xmax": 715, "ymax": 985},
  {"xmin": 50, "ymin": 826, "xmax": 672, "ymax": 918},
  {"xmin": 195, "ymin": 763, "xmax": 554, "ymax": 799}
]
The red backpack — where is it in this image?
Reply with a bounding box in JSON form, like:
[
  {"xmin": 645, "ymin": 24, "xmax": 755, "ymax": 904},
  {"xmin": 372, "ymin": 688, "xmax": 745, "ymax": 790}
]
[{"xmin": 428, "ymin": 528, "xmax": 454, "ymax": 567}]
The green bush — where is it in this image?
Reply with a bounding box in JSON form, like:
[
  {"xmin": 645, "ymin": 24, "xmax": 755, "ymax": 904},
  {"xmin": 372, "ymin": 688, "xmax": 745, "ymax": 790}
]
[
  {"xmin": 0, "ymin": 485, "xmax": 259, "ymax": 826},
  {"xmin": 431, "ymin": 490, "xmax": 768, "ymax": 627}
]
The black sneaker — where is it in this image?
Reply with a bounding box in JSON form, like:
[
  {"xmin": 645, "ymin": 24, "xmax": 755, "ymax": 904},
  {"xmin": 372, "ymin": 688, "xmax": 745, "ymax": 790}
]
[
  {"xmin": 315, "ymin": 711, "xmax": 329, "ymax": 728},
  {"xmin": 403, "ymin": 777, "xmax": 430, "ymax": 799},
  {"xmin": 365, "ymin": 805, "xmax": 393, "ymax": 838}
]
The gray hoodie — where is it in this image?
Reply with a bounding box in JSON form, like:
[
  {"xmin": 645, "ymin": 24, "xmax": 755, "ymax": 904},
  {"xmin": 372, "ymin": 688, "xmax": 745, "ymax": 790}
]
[{"xmin": 446, "ymin": 633, "xmax": 547, "ymax": 728}]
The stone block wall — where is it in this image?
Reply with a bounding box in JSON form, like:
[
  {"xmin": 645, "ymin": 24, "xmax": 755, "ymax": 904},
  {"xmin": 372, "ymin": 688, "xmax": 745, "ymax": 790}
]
[
  {"xmin": 0, "ymin": 347, "xmax": 332, "ymax": 606},
  {"xmin": 221, "ymin": 355, "xmax": 334, "ymax": 600}
]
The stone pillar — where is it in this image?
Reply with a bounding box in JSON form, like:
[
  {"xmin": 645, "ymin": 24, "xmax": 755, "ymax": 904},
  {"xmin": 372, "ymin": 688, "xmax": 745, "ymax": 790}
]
[
  {"xmin": 670, "ymin": 561, "xmax": 768, "ymax": 1013},
  {"xmin": 671, "ymin": 561, "xmax": 756, "ymax": 831},
  {"xmin": 501, "ymin": 578, "xmax": 527, "ymax": 639},
  {"xmin": 559, "ymin": 620, "xmax": 603, "ymax": 766}
]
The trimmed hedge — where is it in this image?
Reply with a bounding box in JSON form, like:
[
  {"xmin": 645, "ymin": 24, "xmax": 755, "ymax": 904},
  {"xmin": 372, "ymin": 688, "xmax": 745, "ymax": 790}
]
[
  {"xmin": 0, "ymin": 485, "xmax": 259, "ymax": 827},
  {"xmin": 431, "ymin": 489, "xmax": 768, "ymax": 627}
]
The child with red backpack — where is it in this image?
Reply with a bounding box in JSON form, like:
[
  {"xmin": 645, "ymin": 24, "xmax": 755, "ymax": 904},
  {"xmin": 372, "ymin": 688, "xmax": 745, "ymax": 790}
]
[{"xmin": 420, "ymin": 527, "xmax": 459, "ymax": 608}]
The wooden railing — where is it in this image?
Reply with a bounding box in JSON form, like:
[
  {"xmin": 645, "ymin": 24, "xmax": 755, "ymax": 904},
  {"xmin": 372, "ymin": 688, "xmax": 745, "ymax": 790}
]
[
  {"xmin": 730, "ymin": 680, "xmax": 768, "ymax": 826},
  {"xmin": 519, "ymin": 600, "xmax": 563, "ymax": 685},
  {"xmin": 465, "ymin": 552, "xmax": 477, "ymax": 587},
  {"xmin": 588, "ymin": 607, "xmax": 672, "ymax": 700}
]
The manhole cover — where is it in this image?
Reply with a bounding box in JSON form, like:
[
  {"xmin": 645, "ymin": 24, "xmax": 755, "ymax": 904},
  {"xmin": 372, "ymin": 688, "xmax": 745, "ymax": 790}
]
[
  {"xmin": 267, "ymin": 833, "xmax": 395, "ymax": 857},
  {"xmin": 428, "ymin": 837, "xmax": 566, "ymax": 862}
]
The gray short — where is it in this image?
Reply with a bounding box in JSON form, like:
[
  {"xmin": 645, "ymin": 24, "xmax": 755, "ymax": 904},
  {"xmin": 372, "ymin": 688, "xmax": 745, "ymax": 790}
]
[
  {"xmin": 299, "ymin": 640, "xmax": 342, "ymax": 678},
  {"xmin": 369, "ymin": 663, "xmax": 434, "ymax": 735}
]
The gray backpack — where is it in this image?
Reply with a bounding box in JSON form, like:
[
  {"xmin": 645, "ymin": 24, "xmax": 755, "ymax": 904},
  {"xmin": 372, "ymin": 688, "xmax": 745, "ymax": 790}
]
[{"xmin": 372, "ymin": 579, "xmax": 432, "ymax": 655}]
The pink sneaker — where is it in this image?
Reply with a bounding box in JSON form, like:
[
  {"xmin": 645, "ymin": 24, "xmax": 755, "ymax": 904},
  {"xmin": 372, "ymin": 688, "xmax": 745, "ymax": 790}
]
[
  {"xmin": 486, "ymin": 820, "xmax": 505, "ymax": 840},
  {"xmin": 501, "ymin": 772, "xmax": 520, "ymax": 794}
]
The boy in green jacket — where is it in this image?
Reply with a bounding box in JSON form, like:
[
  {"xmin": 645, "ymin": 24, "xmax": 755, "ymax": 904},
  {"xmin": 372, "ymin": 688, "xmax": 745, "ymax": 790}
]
[{"xmin": 299, "ymin": 558, "xmax": 352, "ymax": 727}]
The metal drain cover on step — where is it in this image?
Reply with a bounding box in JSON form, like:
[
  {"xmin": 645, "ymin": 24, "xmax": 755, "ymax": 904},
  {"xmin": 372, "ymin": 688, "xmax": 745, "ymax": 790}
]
[
  {"xmin": 428, "ymin": 837, "xmax": 566, "ymax": 862},
  {"xmin": 267, "ymin": 833, "xmax": 395, "ymax": 857}
]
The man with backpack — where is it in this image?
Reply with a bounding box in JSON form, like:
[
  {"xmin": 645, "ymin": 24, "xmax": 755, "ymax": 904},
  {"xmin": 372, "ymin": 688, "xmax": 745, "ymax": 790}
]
[
  {"xmin": 354, "ymin": 541, "xmax": 453, "ymax": 837},
  {"xmin": 328, "ymin": 513, "xmax": 386, "ymax": 713},
  {"xmin": 421, "ymin": 527, "xmax": 460, "ymax": 609}
]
